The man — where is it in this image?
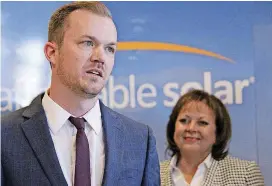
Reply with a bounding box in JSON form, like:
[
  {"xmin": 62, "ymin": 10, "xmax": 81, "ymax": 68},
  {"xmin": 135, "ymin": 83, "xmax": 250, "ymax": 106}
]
[{"xmin": 1, "ymin": 2, "xmax": 160, "ymax": 186}]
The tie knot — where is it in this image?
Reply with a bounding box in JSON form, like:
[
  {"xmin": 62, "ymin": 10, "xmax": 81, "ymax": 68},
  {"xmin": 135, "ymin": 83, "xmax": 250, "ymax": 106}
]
[{"xmin": 69, "ymin": 116, "xmax": 85, "ymax": 130}]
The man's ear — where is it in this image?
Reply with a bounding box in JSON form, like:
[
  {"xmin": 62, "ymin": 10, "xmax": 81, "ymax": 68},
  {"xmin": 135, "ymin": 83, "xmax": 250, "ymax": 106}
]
[{"xmin": 44, "ymin": 41, "xmax": 58, "ymax": 68}]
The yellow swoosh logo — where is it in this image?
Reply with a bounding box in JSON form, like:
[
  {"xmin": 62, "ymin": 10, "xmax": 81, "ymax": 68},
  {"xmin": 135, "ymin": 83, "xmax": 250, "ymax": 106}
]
[{"xmin": 117, "ymin": 42, "xmax": 234, "ymax": 63}]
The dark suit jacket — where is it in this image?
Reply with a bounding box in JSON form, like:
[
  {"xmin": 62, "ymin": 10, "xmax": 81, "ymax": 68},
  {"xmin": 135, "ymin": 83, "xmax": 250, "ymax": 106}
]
[{"xmin": 1, "ymin": 94, "xmax": 160, "ymax": 186}]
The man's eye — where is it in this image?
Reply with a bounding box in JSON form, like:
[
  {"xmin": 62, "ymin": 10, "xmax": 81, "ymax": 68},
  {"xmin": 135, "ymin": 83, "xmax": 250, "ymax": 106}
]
[
  {"xmin": 82, "ymin": 40, "xmax": 94, "ymax": 47},
  {"xmin": 105, "ymin": 46, "xmax": 115, "ymax": 54}
]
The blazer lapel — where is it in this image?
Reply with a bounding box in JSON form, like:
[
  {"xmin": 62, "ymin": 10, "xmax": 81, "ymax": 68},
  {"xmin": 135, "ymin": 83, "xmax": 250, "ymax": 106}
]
[
  {"xmin": 21, "ymin": 94, "xmax": 67, "ymax": 186},
  {"xmin": 99, "ymin": 101, "xmax": 125, "ymax": 185},
  {"xmin": 164, "ymin": 162, "xmax": 172, "ymax": 186},
  {"xmin": 202, "ymin": 159, "xmax": 219, "ymax": 186}
]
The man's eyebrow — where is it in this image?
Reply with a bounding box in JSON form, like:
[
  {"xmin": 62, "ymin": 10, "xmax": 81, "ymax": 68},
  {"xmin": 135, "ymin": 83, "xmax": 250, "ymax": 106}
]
[
  {"xmin": 80, "ymin": 35, "xmax": 117, "ymax": 46},
  {"xmin": 80, "ymin": 35, "xmax": 96, "ymax": 41},
  {"xmin": 107, "ymin": 42, "xmax": 117, "ymax": 46}
]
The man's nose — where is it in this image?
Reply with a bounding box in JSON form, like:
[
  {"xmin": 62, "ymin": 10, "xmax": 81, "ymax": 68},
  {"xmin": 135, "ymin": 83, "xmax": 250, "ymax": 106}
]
[{"xmin": 90, "ymin": 46, "xmax": 105, "ymax": 64}]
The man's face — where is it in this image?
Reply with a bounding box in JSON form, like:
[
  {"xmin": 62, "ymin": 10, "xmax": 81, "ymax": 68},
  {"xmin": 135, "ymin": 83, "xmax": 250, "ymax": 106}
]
[{"xmin": 54, "ymin": 10, "xmax": 117, "ymax": 98}]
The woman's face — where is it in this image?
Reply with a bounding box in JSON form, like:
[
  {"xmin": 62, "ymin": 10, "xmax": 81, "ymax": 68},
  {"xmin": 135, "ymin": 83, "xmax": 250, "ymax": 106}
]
[{"xmin": 174, "ymin": 101, "xmax": 216, "ymax": 156}]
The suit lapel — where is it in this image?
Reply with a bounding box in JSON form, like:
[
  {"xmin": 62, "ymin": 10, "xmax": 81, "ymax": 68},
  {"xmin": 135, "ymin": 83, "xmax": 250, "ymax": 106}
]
[
  {"xmin": 21, "ymin": 94, "xmax": 67, "ymax": 186},
  {"xmin": 164, "ymin": 161, "xmax": 172, "ymax": 186},
  {"xmin": 202, "ymin": 159, "xmax": 219, "ymax": 186},
  {"xmin": 100, "ymin": 101, "xmax": 125, "ymax": 185}
]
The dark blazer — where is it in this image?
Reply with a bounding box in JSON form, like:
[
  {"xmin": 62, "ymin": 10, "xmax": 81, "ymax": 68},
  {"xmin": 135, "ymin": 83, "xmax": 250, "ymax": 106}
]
[{"xmin": 1, "ymin": 93, "xmax": 160, "ymax": 186}]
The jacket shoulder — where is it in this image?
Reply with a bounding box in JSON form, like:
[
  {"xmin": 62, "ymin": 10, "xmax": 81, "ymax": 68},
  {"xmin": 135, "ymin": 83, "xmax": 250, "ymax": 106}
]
[
  {"xmin": 214, "ymin": 155, "xmax": 265, "ymax": 185},
  {"xmin": 219, "ymin": 155, "xmax": 255, "ymax": 169},
  {"xmin": 1, "ymin": 106, "xmax": 28, "ymax": 130},
  {"xmin": 103, "ymin": 104, "xmax": 149, "ymax": 131}
]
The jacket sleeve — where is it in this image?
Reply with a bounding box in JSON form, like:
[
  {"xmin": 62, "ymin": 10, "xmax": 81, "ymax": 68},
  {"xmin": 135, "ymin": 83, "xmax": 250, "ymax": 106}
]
[
  {"xmin": 141, "ymin": 126, "xmax": 161, "ymax": 186},
  {"xmin": 2, "ymin": 162, "xmax": 6, "ymax": 186},
  {"xmin": 245, "ymin": 161, "xmax": 265, "ymax": 186}
]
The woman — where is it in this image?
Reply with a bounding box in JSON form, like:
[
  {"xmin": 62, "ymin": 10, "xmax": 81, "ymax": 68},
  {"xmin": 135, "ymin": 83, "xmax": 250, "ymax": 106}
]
[{"xmin": 160, "ymin": 89, "xmax": 264, "ymax": 186}]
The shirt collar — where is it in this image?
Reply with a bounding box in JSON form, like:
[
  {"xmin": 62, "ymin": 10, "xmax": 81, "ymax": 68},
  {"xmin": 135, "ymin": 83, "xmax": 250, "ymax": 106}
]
[
  {"xmin": 42, "ymin": 90, "xmax": 102, "ymax": 135},
  {"xmin": 82, "ymin": 98, "xmax": 101, "ymax": 135},
  {"xmin": 170, "ymin": 153, "xmax": 213, "ymax": 171},
  {"xmin": 203, "ymin": 153, "xmax": 213, "ymax": 169}
]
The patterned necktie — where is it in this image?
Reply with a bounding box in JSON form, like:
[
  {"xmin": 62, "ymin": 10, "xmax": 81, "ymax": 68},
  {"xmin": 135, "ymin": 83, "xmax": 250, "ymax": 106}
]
[{"xmin": 69, "ymin": 116, "xmax": 91, "ymax": 186}]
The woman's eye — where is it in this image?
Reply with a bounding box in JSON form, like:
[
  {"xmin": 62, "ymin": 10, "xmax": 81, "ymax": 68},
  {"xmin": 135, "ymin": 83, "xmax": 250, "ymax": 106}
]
[
  {"xmin": 199, "ymin": 121, "xmax": 209, "ymax": 125},
  {"xmin": 179, "ymin": 118, "xmax": 188, "ymax": 124}
]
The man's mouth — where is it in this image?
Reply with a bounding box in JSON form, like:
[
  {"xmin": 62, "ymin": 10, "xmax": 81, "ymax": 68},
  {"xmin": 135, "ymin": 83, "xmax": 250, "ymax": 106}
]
[{"xmin": 86, "ymin": 69, "xmax": 103, "ymax": 77}]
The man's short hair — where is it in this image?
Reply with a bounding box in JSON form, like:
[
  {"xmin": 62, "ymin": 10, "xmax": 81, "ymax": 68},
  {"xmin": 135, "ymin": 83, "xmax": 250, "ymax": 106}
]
[{"xmin": 48, "ymin": 1, "xmax": 112, "ymax": 47}]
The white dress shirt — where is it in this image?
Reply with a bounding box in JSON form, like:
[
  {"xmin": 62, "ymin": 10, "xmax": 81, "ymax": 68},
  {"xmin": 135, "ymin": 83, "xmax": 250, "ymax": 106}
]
[
  {"xmin": 42, "ymin": 91, "xmax": 105, "ymax": 186},
  {"xmin": 170, "ymin": 154, "xmax": 213, "ymax": 186}
]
